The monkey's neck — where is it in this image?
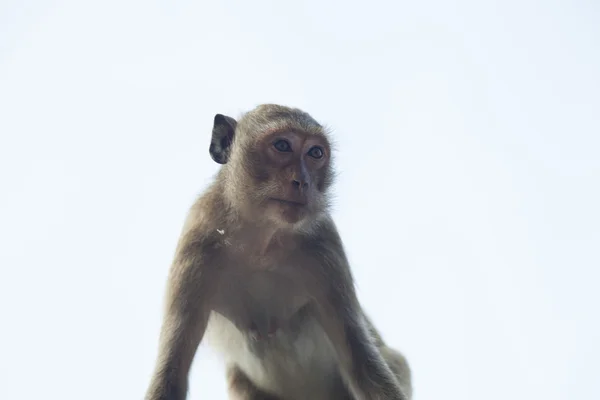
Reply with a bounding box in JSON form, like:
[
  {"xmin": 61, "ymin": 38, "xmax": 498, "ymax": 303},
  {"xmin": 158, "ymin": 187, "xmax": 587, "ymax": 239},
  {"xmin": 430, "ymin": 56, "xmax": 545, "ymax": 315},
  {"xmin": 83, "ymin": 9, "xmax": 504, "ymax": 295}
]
[
  {"xmin": 234, "ymin": 223, "xmax": 285, "ymax": 257},
  {"xmin": 209, "ymin": 181, "xmax": 295, "ymax": 256}
]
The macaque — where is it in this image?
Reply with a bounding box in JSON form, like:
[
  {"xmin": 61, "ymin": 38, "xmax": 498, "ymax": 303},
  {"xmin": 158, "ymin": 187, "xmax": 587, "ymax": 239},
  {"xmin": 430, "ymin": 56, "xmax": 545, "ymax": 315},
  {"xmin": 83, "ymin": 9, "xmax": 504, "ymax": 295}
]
[{"xmin": 145, "ymin": 104, "xmax": 412, "ymax": 400}]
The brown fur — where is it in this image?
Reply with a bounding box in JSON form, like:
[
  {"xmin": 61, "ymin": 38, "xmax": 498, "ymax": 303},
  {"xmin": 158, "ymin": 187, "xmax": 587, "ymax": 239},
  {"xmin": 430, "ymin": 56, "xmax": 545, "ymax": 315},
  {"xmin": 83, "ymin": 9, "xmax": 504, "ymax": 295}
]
[{"xmin": 145, "ymin": 104, "xmax": 412, "ymax": 400}]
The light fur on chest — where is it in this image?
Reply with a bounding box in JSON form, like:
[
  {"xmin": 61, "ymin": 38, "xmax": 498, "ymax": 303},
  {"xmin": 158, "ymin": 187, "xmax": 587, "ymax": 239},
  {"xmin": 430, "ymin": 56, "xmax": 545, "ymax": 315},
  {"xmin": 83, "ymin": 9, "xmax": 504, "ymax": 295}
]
[{"xmin": 205, "ymin": 311, "xmax": 340, "ymax": 400}]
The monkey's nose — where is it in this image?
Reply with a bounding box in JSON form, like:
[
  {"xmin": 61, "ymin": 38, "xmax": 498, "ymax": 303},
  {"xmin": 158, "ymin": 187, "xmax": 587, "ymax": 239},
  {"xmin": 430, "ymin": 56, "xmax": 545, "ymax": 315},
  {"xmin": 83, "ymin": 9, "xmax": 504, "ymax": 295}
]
[{"xmin": 292, "ymin": 179, "xmax": 309, "ymax": 191}]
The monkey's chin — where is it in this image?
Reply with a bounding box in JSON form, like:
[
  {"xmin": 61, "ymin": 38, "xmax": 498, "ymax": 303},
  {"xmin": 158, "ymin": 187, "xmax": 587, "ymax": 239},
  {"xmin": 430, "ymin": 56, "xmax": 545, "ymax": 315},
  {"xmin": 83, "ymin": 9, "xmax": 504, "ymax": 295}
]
[{"xmin": 267, "ymin": 198, "xmax": 308, "ymax": 226}]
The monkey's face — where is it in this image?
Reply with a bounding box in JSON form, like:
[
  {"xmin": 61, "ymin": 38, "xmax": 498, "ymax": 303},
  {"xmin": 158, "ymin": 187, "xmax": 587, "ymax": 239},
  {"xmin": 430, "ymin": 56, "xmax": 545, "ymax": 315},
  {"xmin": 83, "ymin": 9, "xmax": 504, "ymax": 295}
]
[
  {"xmin": 210, "ymin": 107, "xmax": 334, "ymax": 229},
  {"xmin": 247, "ymin": 130, "xmax": 331, "ymax": 226}
]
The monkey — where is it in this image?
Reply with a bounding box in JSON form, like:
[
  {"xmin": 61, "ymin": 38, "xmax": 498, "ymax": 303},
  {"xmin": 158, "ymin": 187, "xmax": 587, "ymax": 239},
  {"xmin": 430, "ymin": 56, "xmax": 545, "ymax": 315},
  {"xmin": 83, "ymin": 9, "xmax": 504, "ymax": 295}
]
[{"xmin": 144, "ymin": 104, "xmax": 412, "ymax": 400}]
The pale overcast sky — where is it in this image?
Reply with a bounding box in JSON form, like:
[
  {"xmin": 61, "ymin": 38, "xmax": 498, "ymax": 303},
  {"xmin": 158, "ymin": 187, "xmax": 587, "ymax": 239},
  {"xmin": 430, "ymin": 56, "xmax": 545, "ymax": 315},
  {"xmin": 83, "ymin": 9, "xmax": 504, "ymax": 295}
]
[{"xmin": 1, "ymin": 1, "xmax": 599, "ymax": 399}]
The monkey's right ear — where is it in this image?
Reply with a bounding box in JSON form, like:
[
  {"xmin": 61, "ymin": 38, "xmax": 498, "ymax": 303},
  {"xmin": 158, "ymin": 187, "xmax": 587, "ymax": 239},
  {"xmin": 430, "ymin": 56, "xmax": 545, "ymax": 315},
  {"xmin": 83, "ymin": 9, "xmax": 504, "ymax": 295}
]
[{"xmin": 210, "ymin": 114, "xmax": 237, "ymax": 164}]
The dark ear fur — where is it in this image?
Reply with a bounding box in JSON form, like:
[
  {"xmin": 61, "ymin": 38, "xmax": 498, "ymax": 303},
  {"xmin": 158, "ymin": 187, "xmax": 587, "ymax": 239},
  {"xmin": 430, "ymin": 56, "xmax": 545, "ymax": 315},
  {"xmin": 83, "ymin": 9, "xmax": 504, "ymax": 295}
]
[{"xmin": 210, "ymin": 114, "xmax": 237, "ymax": 164}]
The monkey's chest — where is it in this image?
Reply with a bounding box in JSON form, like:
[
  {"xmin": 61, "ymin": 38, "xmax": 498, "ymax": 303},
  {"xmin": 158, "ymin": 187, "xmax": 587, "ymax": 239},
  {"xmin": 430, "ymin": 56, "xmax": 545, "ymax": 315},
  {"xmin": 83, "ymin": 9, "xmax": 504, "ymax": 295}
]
[
  {"xmin": 205, "ymin": 310, "xmax": 340, "ymax": 400},
  {"xmin": 205, "ymin": 264, "xmax": 342, "ymax": 399},
  {"xmin": 210, "ymin": 265, "xmax": 311, "ymax": 336}
]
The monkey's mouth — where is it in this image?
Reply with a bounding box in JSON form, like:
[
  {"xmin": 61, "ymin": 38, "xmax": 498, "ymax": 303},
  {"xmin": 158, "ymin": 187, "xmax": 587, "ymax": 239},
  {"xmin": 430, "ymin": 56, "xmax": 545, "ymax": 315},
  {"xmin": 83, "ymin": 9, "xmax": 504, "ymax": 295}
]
[{"xmin": 270, "ymin": 198, "xmax": 307, "ymax": 207}]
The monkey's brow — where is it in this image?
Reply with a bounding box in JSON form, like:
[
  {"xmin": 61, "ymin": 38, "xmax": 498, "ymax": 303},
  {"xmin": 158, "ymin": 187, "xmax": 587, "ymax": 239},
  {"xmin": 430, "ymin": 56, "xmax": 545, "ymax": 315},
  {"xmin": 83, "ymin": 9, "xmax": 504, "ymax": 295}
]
[{"xmin": 263, "ymin": 127, "xmax": 324, "ymax": 137}]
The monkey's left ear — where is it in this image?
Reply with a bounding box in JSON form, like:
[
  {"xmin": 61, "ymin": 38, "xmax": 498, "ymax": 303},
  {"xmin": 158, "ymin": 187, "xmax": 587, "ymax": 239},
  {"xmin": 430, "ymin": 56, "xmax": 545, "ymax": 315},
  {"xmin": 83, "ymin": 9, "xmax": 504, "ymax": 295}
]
[{"xmin": 210, "ymin": 114, "xmax": 237, "ymax": 164}]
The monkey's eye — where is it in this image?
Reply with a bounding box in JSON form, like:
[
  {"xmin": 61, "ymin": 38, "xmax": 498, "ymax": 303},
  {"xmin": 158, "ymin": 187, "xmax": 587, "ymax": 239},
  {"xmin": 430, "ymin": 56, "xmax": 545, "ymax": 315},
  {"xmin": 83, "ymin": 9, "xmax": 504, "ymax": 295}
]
[
  {"xmin": 273, "ymin": 139, "xmax": 292, "ymax": 152},
  {"xmin": 308, "ymin": 146, "xmax": 324, "ymax": 159}
]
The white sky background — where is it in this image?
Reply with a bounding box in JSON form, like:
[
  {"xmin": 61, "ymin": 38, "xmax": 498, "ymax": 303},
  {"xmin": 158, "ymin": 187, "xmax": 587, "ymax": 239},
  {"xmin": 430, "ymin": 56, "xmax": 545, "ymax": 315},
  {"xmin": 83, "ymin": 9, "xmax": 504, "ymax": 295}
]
[{"xmin": 0, "ymin": 0, "xmax": 598, "ymax": 399}]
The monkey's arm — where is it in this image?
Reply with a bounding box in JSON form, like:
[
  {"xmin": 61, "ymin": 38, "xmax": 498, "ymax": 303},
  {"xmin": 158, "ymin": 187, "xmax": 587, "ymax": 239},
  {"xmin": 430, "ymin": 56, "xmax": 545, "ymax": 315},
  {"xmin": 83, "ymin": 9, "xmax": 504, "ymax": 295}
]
[
  {"xmin": 145, "ymin": 235, "xmax": 215, "ymax": 400},
  {"xmin": 319, "ymin": 301, "xmax": 407, "ymax": 400},
  {"xmin": 307, "ymin": 227, "xmax": 407, "ymax": 400}
]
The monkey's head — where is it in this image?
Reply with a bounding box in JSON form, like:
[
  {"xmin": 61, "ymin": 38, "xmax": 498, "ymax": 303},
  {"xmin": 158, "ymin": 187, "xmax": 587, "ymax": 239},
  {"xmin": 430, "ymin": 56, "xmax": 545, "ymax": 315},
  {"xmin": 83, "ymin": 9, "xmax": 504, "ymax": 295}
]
[{"xmin": 210, "ymin": 104, "xmax": 334, "ymax": 230}]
